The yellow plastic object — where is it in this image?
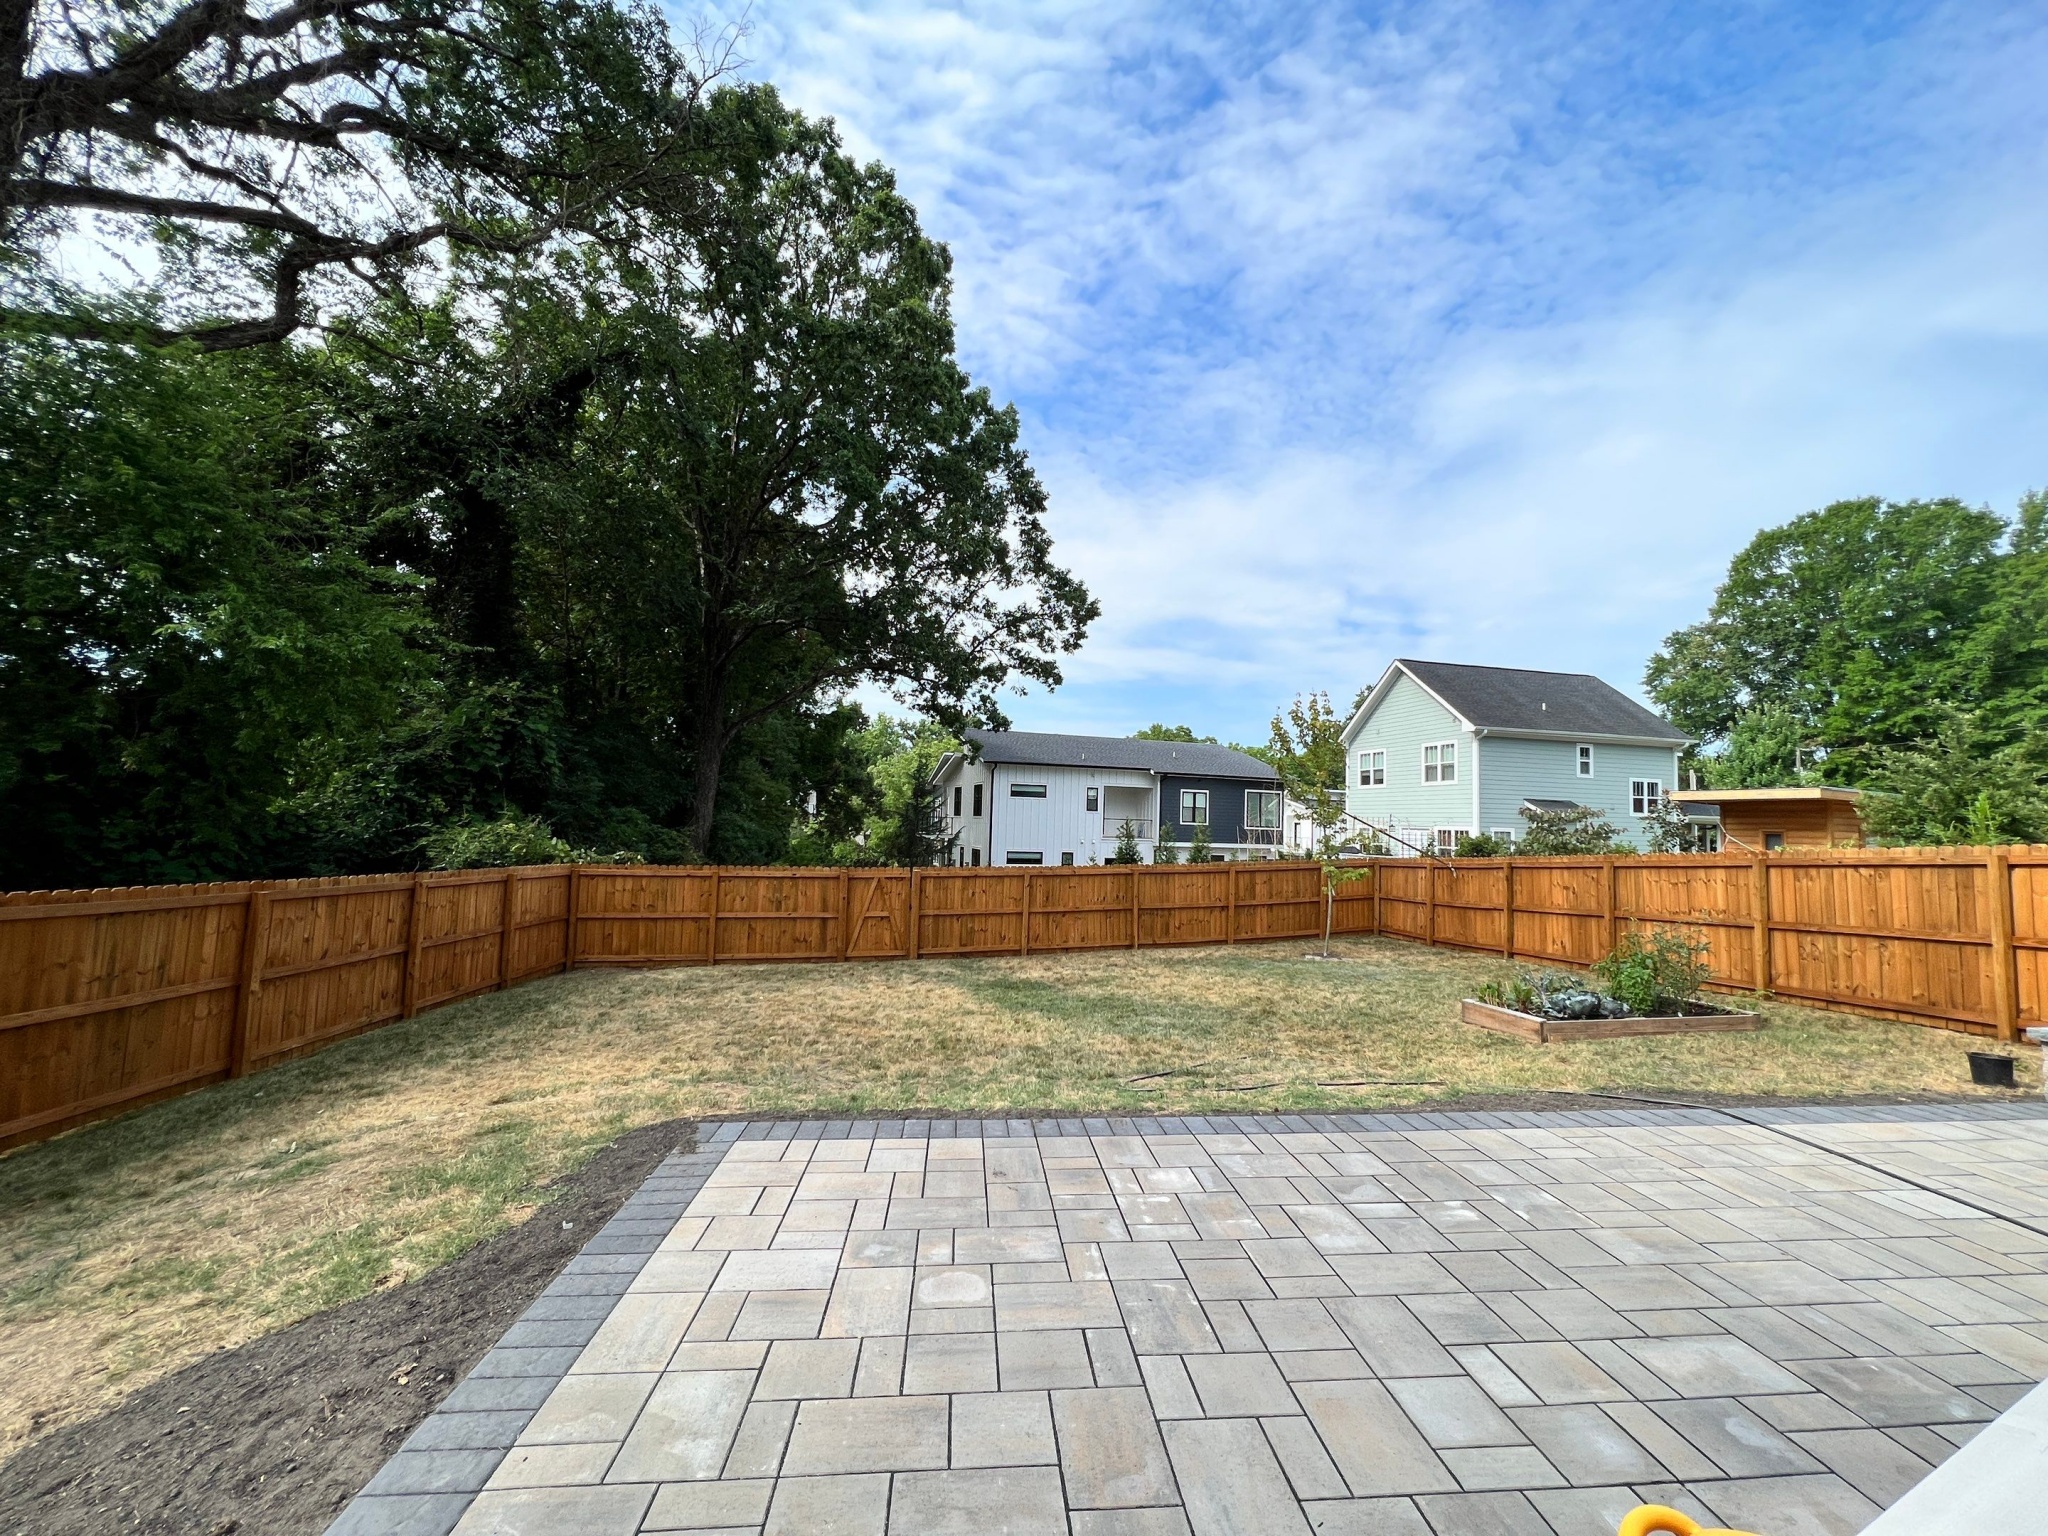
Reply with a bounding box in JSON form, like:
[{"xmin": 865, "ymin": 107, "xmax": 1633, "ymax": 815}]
[{"xmin": 1618, "ymin": 1506, "xmax": 1763, "ymax": 1536}]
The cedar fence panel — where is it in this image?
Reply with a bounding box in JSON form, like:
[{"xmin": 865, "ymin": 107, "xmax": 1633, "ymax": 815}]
[{"xmin": 9, "ymin": 847, "xmax": 2048, "ymax": 1151}]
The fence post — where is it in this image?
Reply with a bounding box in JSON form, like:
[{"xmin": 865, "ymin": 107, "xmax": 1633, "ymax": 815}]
[
  {"xmin": 1751, "ymin": 855, "xmax": 1771, "ymax": 996},
  {"xmin": 839, "ymin": 867, "xmax": 852, "ymax": 961},
  {"xmin": 499, "ymin": 868, "xmax": 519, "ymax": 990},
  {"xmin": 1131, "ymin": 866, "xmax": 1142, "ymax": 949},
  {"xmin": 908, "ymin": 867, "xmax": 921, "ymax": 960},
  {"xmin": 401, "ymin": 871, "xmax": 429, "ymax": 1018},
  {"xmin": 707, "ymin": 867, "xmax": 721, "ymax": 966},
  {"xmin": 1990, "ymin": 847, "xmax": 2019, "ymax": 1042},
  {"xmin": 1602, "ymin": 858, "xmax": 1618, "ymax": 958},
  {"xmin": 565, "ymin": 865, "xmax": 582, "ymax": 972},
  {"xmin": 1502, "ymin": 859, "xmax": 1515, "ymax": 960},
  {"xmin": 227, "ymin": 886, "xmax": 270, "ymax": 1078}
]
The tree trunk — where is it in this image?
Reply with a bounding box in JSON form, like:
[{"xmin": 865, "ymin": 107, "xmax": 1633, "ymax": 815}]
[{"xmin": 689, "ymin": 673, "xmax": 729, "ymax": 859}]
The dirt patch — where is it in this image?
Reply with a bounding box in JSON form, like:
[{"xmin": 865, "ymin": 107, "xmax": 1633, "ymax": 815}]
[{"xmin": 0, "ymin": 1117, "xmax": 694, "ymax": 1536}]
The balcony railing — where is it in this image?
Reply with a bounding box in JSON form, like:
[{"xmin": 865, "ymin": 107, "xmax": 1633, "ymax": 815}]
[
  {"xmin": 1102, "ymin": 816, "xmax": 1155, "ymax": 839},
  {"xmin": 1239, "ymin": 825, "xmax": 1285, "ymax": 845}
]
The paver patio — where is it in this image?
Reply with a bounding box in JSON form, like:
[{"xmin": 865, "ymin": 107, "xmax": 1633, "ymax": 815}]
[{"xmin": 325, "ymin": 1103, "xmax": 2048, "ymax": 1536}]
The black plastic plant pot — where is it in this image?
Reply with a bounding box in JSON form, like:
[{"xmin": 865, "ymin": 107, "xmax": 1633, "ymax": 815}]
[{"xmin": 1968, "ymin": 1051, "xmax": 2017, "ymax": 1089}]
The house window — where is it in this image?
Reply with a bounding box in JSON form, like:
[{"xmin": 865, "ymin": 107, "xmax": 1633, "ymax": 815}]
[
  {"xmin": 1006, "ymin": 851, "xmax": 1043, "ymax": 865},
  {"xmin": 1764, "ymin": 832, "xmax": 1785, "ymax": 851},
  {"xmin": 970, "ymin": 848, "xmax": 981, "ymax": 866},
  {"xmin": 1245, "ymin": 790, "xmax": 1281, "ymax": 829},
  {"xmin": 1010, "ymin": 783, "xmax": 1047, "ymax": 798},
  {"xmin": 972, "ymin": 783, "xmax": 983, "ymax": 816},
  {"xmin": 1061, "ymin": 852, "xmax": 1075, "ymax": 866},
  {"xmin": 1433, "ymin": 828, "xmax": 1461, "ymax": 856},
  {"xmin": 1577, "ymin": 745, "xmax": 1594, "ymax": 777},
  {"xmin": 1086, "ymin": 787, "xmax": 1099, "ymax": 812},
  {"xmin": 1180, "ymin": 789, "xmax": 1209, "ymax": 826},
  {"xmin": 953, "ymin": 785, "xmax": 962, "ymax": 816},
  {"xmin": 1423, "ymin": 741, "xmax": 1457, "ymax": 784},
  {"xmin": 1631, "ymin": 779, "xmax": 1662, "ymax": 815},
  {"xmin": 1490, "ymin": 827, "xmax": 1516, "ymax": 844},
  {"xmin": 1357, "ymin": 750, "xmax": 1385, "ymax": 787},
  {"xmin": 1697, "ymin": 826, "xmax": 1722, "ymax": 853}
]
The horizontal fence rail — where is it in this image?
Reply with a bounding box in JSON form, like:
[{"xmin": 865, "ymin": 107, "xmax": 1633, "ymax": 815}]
[{"xmin": 4, "ymin": 846, "xmax": 2045, "ymax": 1151}]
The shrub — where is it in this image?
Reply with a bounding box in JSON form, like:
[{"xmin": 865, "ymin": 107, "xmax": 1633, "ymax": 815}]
[
  {"xmin": 1153, "ymin": 826, "xmax": 1181, "ymax": 865},
  {"xmin": 1517, "ymin": 805, "xmax": 1625, "ymax": 855},
  {"xmin": 1188, "ymin": 820, "xmax": 1213, "ymax": 862},
  {"xmin": 1112, "ymin": 818, "xmax": 1141, "ymax": 864},
  {"xmin": 1591, "ymin": 929, "xmax": 1713, "ymax": 1014},
  {"xmin": 1454, "ymin": 832, "xmax": 1512, "ymax": 857},
  {"xmin": 419, "ymin": 811, "xmax": 632, "ymax": 870}
]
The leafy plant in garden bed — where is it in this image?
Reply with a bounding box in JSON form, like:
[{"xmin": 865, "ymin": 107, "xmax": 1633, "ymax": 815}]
[{"xmin": 1474, "ymin": 930, "xmax": 1722, "ymax": 1022}]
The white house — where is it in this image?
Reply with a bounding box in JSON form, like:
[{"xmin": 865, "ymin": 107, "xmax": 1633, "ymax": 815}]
[
  {"xmin": 1339, "ymin": 659, "xmax": 1691, "ymax": 855},
  {"xmin": 933, "ymin": 730, "xmax": 1291, "ymax": 867}
]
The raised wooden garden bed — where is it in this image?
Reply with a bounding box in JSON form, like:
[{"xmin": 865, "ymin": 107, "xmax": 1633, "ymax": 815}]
[{"xmin": 1461, "ymin": 997, "xmax": 1764, "ymax": 1044}]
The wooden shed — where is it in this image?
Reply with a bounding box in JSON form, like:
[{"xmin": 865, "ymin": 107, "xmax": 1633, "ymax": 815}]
[{"xmin": 1667, "ymin": 786, "xmax": 1867, "ymax": 850}]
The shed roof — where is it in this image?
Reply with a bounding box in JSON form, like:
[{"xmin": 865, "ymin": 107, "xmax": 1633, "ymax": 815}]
[
  {"xmin": 960, "ymin": 729, "xmax": 1279, "ymax": 780},
  {"xmin": 1669, "ymin": 787, "xmax": 1862, "ymax": 804}
]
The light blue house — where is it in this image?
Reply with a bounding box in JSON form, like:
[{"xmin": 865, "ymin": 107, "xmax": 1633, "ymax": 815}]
[{"xmin": 1338, "ymin": 659, "xmax": 1691, "ymax": 855}]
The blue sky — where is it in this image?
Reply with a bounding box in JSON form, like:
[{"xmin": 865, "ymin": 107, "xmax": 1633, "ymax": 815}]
[{"xmin": 706, "ymin": 0, "xmax": 2048, "ymax": 746}]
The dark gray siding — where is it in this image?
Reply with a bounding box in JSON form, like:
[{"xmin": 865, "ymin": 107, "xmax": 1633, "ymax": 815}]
[{"xmin": 1159, "ymin": 773, "xmax": 1281, "ymax": 844}]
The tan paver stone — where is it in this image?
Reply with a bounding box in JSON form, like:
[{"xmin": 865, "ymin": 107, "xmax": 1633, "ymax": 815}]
[
  {"xmin": 1069, "ymin": 1509, "xmax": 1194, "ymax": 1536},
  {"xmin": 853, "ymin": 1333, "xmax": 906, "ymax": 1396},
  {"xmin": 606, "ymin": 1370, "xmax": 753, "ymax": 1483},
  {"xmin": 699, "ymin": 1215, "xmax": 783, "ymax": 1250},
  {"xmin": 1505, "ymin": 1403, "xmax": 1664, "ymax": 1484},
  {"xmin": 1620, "ymin": 1335, "xmax": 1807, "ymax": 1397},
  {"xmin": 1438, "ymin": 1445, "xmax": 1566, "ymax": 1492},
  {"xmin": 996, "ymin": 1280, "xmax": 1122, "ymax": 1331},
  {"xmin": 1788, "ymin": 1426, "xmax": 1936, "ymax": 1506},
  {"xmin": 684, "ymin": 1292, "xmax": 744, "ymax": 1341},
  {"xmin": 451, "ymin": 1482, "xmax": 655, "ymax": 1535},
  {"xmin": 1651, "ymin": 1398, "xmax": 1822, "ymax": 1477},
  {"xmin": 1116, "ymin": 1280, "xmax": 1221, "ymax": 1354},
  {"xmin": 888, "ymin": 1465, "xmax": 1068, "ymax": 1535},
  {"xmin": 757, "ymin": 1337, "xmax": 860, "ymax": 1399},
  {"xmin": 904, "ymin": 1332, "xmax": 998, "ymax": 1394},
  {"xmin": 824, "ymin": 1265, "xmax": 914, "ymax": 1337},
  {"xmin": 1182, "ymin": 1352, "xmax": 1299, "ymax": 1417},
  {"xmin": 1692, "ymin": 1471, "xmax": 1880, "ymax": 1536},
  {"xmin": 1293, "ymin": 1378, "xmax": 1458, "ymax": 1497},
  {"xmin": 730, "ymin": 1290, "xmax": 829, "ymax": 1340},
  {"xmin": 915, "ymin": 1267, "xmax": 993, "ymax": 1308},
  {"xmin": 715, "ymin": 1249, "xmax": 840, "ymax": 1292},
  {"xmin": 950, "ymin": 1390, "xmax": 1057, "ymax": 1467},
  {"xmin": 1296, "ymin": 1497, "xmax": 1431, "ymax": 1534},
  {"xmin": 781, "ymin": 1394, "xmax": 950, "ymax": 1475},
  {"xmin": 722, "ymin": 1397, "xmax": 797, "ymax": 1478},
  {"xmin": 1385, "ymin": 1376, "xmax": 1525, "ymax": 1450},
  {"xmin": 631, "ymin": 1252, "xmax": 729, "ymax": 1293},
  {"xmin": 572, "ymin": 1293, "xmax": 703, "ymax": 1374},
  {"xmin": 1261, "ymin": 1415, "xmax": 1350, "ymax": 1499},
  {"xmin": 485, "ymin": 1442, "xmax": 615, "ymax": 1488},
  {"xmin": 1181, "ymin": 1259, "xmax": 1274, "ymax": 1300},
  {"xmin": 998, "ymin": 1329, "xmax": 1095, "ymax": 1390},
  {"xmin": 763, "ymin": 1472, "xmax": 890, "ymax": 1536},
  {"xmin": 956, "ymin": 1227, "xmax": 1065, "ymax": 1264},
  {"xmin": 1246, "ymin": 1300, "xmax": 1350, "ymax": 1354},
  {"xmin": 1325, "ymin": 1254, "xmax": 1462, "ymax": 1295},
  {"xmin": 520, "ymin": 1372, "xmax": 659, "ymax": 1445},
  {"xmin": 1137, "ymin": 1354, "xmax": 1203, "ymax": 1419},
  {"xmin": 643, "ymin": 1477, "xmax": 774, "ymax": 1529},
  {"xmin": 1274, "ymin": 1348, "xmax": 1373, "ymax": 1381},
  {"xmin": 1161, "ymin": 1417, "xmax": 1311, "ymax": 1533},
  {"xmin": 1324, "ymin": 1297, "xmax": 1457, "ymax": 1377},
  {"xmin": 667, "ymin": 1340, "xmax": 768, "ymax": 1372},
  {"xmin": 1052, "ymin": 1386, "xmax": 1179, "ymax": 1509}
]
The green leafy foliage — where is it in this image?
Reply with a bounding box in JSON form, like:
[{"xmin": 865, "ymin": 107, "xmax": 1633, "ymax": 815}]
[
  {"xmin": 1453, "ymin": 832, "xmax": 1512, "ymax": 858},
  {"xmin": 1112, "ymin": 819, "xmax": 1142, "ymax": 865},
  {"xmin": 1648, "ymin": 494, "xmax": 2048, "ymax": 776},
  {"xmin": 417, "ymin": 811, "xmax": 642, "ymax": 869},
  {"xmin": 1153, "ymin": 826, "xmax": 1181, "ymax": 864},
  {"xmin": 1188, "ymin": 821, "xmax": 1213, "ymax": 862},
  {"xmin": 1515, "ymin": 806, "xmax": 1626, "ymax": 856},
  {"xmin": 1860, "ymin": 709, "xmax": 2048, "ymax": 846},
  {"xmin": 1591, "ymin": 930, "xmax": 1714, "ymax": 1015},
  {"xmin": 1133, "ymin": 724, "xmax": 1215, "ymax": 742}
]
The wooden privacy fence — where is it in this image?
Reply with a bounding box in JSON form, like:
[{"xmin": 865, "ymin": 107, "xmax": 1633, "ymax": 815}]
[
  {"xmin": 6, "ymin": 845, "xmax": 2048, "ymax": 1152},
  {"xmin": 0, "ymin": 861, "xmax": 1358, "ymax": 1151}
]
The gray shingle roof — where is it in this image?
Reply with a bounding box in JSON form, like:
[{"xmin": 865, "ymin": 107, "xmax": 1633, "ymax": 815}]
[
  {"xmin": 1396, "ymin": 660, "xmax": 1688, "ymax": 743},
  {"xmin": 961, "ymin": 729, "xmax": 1280, "ymax": 780}
]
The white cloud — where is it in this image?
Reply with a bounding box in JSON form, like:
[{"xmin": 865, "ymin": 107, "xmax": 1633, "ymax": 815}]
[{"xmin": 703, "ymin": 0, "xmax": 2048, "ymax": 739}]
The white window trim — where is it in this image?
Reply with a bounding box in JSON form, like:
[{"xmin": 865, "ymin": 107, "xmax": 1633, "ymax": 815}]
[
  {"xmin": 1631, "ymin": 779, "xmax": 1663, "ymax": 815},
  {"xmin": 1010, "ymin": 783, "xmax": 1047, "ymax": 798},
  {"xmin": 1005, "ymin": 850, "xmax": 1044, "ymax": 864},
  {"xmin": 1422, "ymin": 740, "xmax": 1457, "ymax": 784},
  {"xmin": 1357, "ymin": 749, "xmax": 1385, "ymax": 787},
  {"xmin": 1245, "ymin": 788, "xmax": 1281, "ymax": 830},
  {"xmin": 1179, "ymin": 789, "xmax": 1210, "ymax": 826},
  {"xmin": 1577, "ymin": 744, "xmax": 1595, "ymax": 778},
  {"xmin": 1489, "ymin": 827, "xmax": 1517, "ymax": 843}
]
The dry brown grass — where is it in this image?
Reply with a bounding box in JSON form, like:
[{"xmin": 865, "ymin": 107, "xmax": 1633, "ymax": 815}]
[{"xmin": 0, "ymin": 935, "xmax": 2029, "ymax": 1458}]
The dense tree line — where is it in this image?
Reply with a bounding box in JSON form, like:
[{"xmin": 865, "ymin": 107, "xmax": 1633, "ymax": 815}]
[
  {"xmin": 0, "ymin": 2, "xmax": 1092, "ymax": 888},
  {"xmin": 1647, "ymin": 494, "xmax": 2048, "ymax": 843}
]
